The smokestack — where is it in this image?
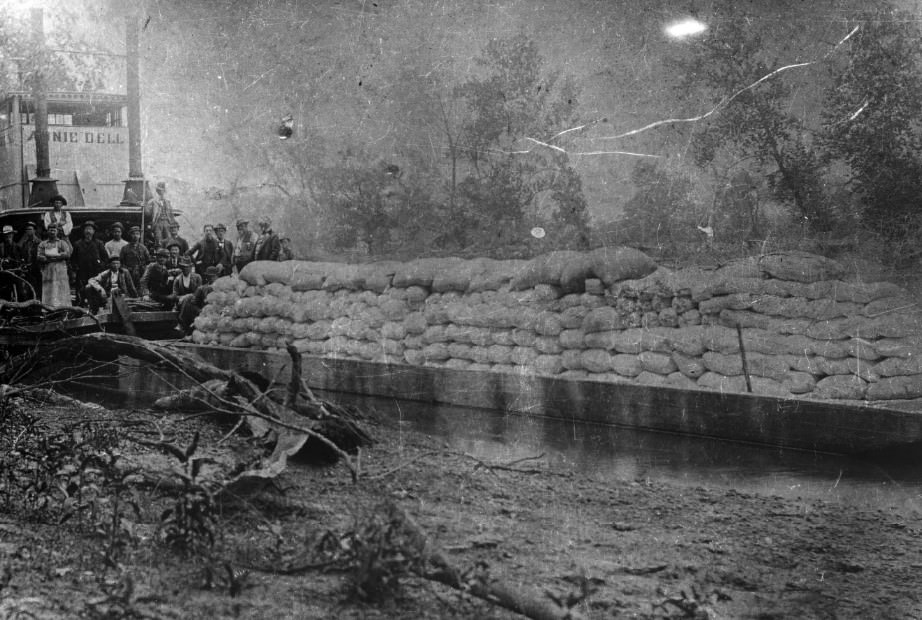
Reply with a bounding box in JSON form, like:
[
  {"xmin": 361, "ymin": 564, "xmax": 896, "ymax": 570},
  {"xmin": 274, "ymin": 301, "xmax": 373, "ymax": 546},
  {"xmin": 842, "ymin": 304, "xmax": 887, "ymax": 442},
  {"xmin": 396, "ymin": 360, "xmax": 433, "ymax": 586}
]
[
  {"xmin": 28, "ymin": 8, "xmax": 58, "ymax": 207},
  {"xmin": 121, "ymin": 14, "xmax": 149, "ymax": 206}
]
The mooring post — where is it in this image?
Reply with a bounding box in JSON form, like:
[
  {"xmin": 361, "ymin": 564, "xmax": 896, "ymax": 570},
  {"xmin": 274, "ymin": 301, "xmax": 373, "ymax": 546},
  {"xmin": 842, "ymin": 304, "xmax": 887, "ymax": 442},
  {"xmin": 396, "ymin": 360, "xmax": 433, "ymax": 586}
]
[{"xmin": 736, "ymin": 323, "xmax": 752, "ymax": 393}]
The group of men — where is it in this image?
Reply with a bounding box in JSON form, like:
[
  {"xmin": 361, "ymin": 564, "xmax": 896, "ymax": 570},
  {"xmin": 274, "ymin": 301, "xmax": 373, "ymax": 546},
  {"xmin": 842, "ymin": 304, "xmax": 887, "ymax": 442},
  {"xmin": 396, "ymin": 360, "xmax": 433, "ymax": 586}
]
[{"xmin": 0, "ymin": 192, "xmax": 295, "ymax": 336}]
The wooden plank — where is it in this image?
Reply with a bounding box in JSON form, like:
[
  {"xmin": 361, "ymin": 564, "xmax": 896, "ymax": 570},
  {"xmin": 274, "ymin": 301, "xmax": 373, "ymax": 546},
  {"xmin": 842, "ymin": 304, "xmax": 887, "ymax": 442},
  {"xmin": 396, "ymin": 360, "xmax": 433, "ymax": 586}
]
[{"xmin": 181, "ymin": 345, "xmax": 922, "ymax": 454}]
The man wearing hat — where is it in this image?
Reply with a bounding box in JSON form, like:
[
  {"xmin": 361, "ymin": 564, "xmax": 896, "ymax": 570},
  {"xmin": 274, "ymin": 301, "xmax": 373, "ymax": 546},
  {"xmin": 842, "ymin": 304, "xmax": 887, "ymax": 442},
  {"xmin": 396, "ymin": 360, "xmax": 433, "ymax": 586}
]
[
  {"xmin": 186, "ymin": 224, "xmax": 223, "ymax": 277},
  {"xmin": 0, "ymin": 225, "xmax": 21, "ymax": 300},
  {"xmin": 177, "ymin": 265, "xmax": 217, "ymax": 336},
  {"xmin": 279, "ymin": 237, "xmax": 294, "ymax": 261},
  {"xmin": 37, "ymin": 222, "xmax": 72, "ymax": 307},
  {"xmin": 160, "ymin": 221, "xmax": 189, "ymax": 255},
  {"xmin": 70, "ymin": 221, "xmax": 108, "ymax": 307},
  {"xmin": 0, "ymin": 225, "xmax": 21, "ymax": 266},
  {"xmin": 213, "ymin": 223, "xmax": 233, "ymax": 275},
  {"xmin": 145, "ymin": 181, "xmax": 176, "ymax": 244},
  {"xmin": 105, "ymin": 222, "xmax": 129, "ymax": 258},
  {"xmin": 233, "ymin": 219, "xmax": 256, "ymax": 273},
  {"xmin": 254, "ymin": 216, "xmax": 281, "ymax": 262},
  {"xmin": 85, "ymin": 255, "xmax": 138, "ymax": 315},
  {"xmin": 42, "ymin": 195, "xmax": 73, "ymax": 237},
  {"xmin": 119, "ymin": 225, "xmax": 151, "ymax": 291},
  {"xmin": 16, "ymin": 222, "xmax": 41, "ymax": 300},
  {"xmin": 140, "ymin": 248, "xmax": 175, "ymax": 309},
  {"xmin": 171, "ymin": 256, "xmax": 201, "ymax": 312}
]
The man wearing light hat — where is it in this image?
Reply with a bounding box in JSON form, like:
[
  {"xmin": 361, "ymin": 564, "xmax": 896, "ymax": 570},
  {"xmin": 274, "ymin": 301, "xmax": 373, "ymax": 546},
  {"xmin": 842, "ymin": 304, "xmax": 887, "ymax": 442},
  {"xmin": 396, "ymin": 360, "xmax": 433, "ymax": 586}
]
[
  {"xmin": 71, "ymin": 221, "xmax": 107, "ymax": 307},
  {"xmin": 0, "ymin": 225, "xmax": 21, "ymax": 266},
  {"xmin": 0, "ymin": 225, "xmax": 21, "ymax": 300}
]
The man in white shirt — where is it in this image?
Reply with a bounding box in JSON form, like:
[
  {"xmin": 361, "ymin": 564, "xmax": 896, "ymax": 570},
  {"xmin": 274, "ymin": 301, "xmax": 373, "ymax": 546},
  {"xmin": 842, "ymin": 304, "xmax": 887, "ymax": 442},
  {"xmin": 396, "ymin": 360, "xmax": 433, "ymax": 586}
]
[{"xmin": 105, "ymin": 222, "xmax": 129, "ymax": 258}]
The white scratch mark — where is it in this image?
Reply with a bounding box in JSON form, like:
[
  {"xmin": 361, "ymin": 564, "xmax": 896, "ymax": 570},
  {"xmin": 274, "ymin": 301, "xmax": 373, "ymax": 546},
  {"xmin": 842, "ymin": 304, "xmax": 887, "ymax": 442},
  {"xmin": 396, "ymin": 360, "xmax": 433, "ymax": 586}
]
[
  {"xmin": 524, "ymin": 137, "xmax": 566, "ymax": 153},
  {"xmin": 847, "ymin": 99, "xmax": 869, "ymax": 122},
  {"xmin": 594, "ymin": 25, "xmax": 860, "ymax": 142},
  {"xmin": 572, "ymin": 149, "xmax": 662, "ymax": 158}
]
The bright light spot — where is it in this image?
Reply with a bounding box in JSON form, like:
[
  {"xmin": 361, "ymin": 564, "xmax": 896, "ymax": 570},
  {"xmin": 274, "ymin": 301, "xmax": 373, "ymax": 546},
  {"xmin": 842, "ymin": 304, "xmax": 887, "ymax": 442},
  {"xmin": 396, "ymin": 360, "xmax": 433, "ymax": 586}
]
[
  {"xmin": 665, "ymin": 18, "xmax": 707, "ymax": 39},
  {"xmin": 530, "ymin": 227, "xmax": 546, "ymax": 239}
]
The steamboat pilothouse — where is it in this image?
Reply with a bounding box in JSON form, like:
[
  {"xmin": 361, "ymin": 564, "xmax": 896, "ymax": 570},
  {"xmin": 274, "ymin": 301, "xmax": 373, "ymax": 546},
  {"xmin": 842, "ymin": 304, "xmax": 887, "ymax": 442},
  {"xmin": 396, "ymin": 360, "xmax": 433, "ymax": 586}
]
[{"xmin": 0, "ymin": 90, "xmax": 152, "ymax": 238}]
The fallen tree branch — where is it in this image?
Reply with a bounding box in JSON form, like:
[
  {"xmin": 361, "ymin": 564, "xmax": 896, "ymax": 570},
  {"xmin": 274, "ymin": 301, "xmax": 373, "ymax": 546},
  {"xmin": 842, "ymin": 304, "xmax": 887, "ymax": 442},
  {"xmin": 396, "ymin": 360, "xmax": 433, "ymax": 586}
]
[
  {"xmin": 388, "ymin": 502, "xmax": 584, "ymax": 620},
  {"xmin": 0, "ymin": 333, "xmax": 367, "ymax": 482}
]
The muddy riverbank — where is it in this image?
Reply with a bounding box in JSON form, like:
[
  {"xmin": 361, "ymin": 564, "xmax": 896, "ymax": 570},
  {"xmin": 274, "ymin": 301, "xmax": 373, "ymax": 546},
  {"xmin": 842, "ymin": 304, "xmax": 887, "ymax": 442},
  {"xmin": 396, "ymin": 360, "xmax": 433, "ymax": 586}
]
[{"xmin": 2, "ymin": 396, "xmax": 921, "ymax": 619}]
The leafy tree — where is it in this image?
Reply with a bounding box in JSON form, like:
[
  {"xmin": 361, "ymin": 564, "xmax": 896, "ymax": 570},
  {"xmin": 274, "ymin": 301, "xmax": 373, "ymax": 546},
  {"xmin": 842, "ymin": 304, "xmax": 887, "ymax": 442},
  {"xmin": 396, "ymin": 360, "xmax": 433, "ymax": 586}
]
[
  {"xmin": 0, "ymin": 7, "xmax": 114, "ymax": 94},
  {"xmin": 452, "ymin": 33, "xmax": 590, "ymax": 248},
  {"xmin": 672, "ymin": 8, "xmax": 832, "ymax": 235},
  {"xmin": 620, "ymin": 161, "xmax": 695, "ymax": 246},
  {"xmin": 819, "ymin": 8, "xmax": 922, "ymax": 241}
]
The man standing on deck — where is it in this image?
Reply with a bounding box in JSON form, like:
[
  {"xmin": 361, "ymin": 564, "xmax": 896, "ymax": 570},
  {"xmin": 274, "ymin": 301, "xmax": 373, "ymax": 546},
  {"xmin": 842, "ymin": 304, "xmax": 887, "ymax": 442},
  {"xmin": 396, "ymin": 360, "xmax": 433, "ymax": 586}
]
[
  {"xmin": 186, "ymin": 224, "xmax": 222, "ymax": 277},
  {"xmin": 160, "ymin": 222, "xmax": 189, "ymax": 255},
  {"xmin": 146, "ymin": 181, "xmax": 177, "ymax": 244},
  {"xmin": 119, "ymin": 225, "xmax": 151, "ymax": 291},
  {"xmin": 70, "ymin": 221, "xmax": 107, "ymax": 307},
  {"xmin": 16, "ymin": 222, "xmax": 40, "ymax": 300},
  {"xmin": 213, "ymin": 223, "xmax": 233, "ymax": 276},
  {"xmin": 233, "ymin": 219, "xmax": 257, "ymax": 274},
  {"xmin": 0, "ymin": 226, "xmax": 21, "ymax": 266},
  {"xmin": 42, "ymin": 195, "xmax": 73, "ymax": 237},
  {"xmin": 0, "ymin": 225, "xmax": 22, "ymax": 300},
  {"xmin": 37, "ymin": 222, "xmax": 72, "ymax": 307},
  {"xmin": 105, "ymin": 222, "xmax": 129, "ymax": 258},
  {"xmin": 254, "ymin": 216, "xmax": 281, "ymax": 262}
]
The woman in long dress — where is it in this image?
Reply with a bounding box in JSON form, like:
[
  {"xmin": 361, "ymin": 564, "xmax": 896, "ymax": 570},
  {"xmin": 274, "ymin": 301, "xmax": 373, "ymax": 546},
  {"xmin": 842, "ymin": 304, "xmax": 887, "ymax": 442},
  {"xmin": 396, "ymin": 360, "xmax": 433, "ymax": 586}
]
[{"xmin": 37, "ymin": 223, "xmax": 72, "ymax": 307}]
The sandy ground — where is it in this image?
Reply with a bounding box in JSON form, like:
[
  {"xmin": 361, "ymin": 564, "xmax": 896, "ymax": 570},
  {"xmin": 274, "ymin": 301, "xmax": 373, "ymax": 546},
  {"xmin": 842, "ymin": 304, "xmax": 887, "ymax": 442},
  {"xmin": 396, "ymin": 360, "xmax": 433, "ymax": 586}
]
[{"xmin": 1, "ymin": 400, "xmax": 922, "ymax": 619}]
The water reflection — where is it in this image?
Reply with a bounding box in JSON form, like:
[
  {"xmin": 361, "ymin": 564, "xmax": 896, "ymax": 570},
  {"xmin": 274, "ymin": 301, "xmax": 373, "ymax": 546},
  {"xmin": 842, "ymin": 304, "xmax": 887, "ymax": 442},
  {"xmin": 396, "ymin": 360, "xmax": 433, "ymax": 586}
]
[{"xmin": 65, "ymin": 359, "xmax": 922, "ymax": 515}]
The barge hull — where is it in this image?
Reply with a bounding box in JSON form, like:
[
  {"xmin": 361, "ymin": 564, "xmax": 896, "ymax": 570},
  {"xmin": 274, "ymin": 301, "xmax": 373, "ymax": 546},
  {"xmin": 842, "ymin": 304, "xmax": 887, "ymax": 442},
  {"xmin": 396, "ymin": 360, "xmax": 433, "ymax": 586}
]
[{"xmin": 184, "ymin": 345, "xmax": 922, "ymax": 455}]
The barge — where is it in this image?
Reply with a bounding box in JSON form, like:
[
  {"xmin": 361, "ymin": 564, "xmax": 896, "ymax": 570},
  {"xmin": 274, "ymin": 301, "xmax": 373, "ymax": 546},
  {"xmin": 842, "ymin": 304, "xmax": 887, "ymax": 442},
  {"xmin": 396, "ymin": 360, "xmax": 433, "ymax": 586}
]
[{"xmin": 181, "ymin": 344, "xmax": 922, "ymax": 455}]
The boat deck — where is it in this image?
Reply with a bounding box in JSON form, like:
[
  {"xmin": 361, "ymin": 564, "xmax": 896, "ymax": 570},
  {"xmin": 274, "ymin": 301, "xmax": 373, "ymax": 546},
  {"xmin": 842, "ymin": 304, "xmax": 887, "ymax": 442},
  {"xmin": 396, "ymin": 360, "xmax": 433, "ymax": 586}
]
[{"xmin": 0, "ymin": 310, "xmax": 178, "ymax": 345}]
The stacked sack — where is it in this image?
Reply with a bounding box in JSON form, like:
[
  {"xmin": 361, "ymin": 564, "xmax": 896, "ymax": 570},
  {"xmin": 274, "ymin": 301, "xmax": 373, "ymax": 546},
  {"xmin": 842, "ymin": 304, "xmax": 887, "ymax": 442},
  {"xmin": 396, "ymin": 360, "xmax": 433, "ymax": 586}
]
[{"xmin": 192, "ymin": 248, "xmax": 922, "ymax": 405}]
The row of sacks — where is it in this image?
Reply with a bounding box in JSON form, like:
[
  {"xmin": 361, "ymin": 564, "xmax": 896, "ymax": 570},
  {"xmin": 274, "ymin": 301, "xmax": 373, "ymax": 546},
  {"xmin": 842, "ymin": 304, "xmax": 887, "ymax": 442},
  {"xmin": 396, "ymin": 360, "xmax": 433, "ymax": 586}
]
[
  {"xmin": 236, "ymin": 246, "xmax": 658, "ymax": 294},
  {"xmin": 193, "ymin": 276, "xmax": 922, "ymax": 401}
]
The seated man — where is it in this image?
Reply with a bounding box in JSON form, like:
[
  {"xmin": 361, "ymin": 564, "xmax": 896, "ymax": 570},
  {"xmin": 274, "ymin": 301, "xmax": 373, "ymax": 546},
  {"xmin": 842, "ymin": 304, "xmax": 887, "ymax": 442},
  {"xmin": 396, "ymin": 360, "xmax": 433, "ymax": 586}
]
[
  {"xmin": 85, "ymin": 255, "xmax": 138, "ymax": 314},
  {"xmin": 177, "ymin": 265, "xmax": 217, "ymax": 336},
  {"xmin": 172, "ymin": 257, "xmax": 201, "ymax": 334},
  {"xmin": 140, "ymin": 248, "xmax": 175, "ymax": 309}
]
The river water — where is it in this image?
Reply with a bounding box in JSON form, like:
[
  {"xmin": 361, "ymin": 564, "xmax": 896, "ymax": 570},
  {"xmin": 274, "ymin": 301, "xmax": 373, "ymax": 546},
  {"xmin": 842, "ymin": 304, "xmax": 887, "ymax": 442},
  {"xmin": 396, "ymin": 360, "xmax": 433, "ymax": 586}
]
[{"xmin": 66, "ymin": 360, "xmax": 922, "ymax": 516}]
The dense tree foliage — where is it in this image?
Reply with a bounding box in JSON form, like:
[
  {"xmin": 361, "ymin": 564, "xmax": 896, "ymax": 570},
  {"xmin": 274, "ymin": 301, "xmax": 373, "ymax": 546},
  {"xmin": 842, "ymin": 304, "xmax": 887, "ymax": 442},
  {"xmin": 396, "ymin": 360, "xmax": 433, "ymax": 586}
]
[
  {"xmin": 624, "ymin": 1, "xmax": 922, "ymax": 250},
  {"xmin": 667, "ymin": 6, "xmax": 832, "ymax": 239},
  {"xmin": 619, "ymin": 161, "xmax": 695, "ymax": 246},
  {"xmin": 452, "ymin": 34, "xmax": 589, "ymax": 249},
  {"xmin": 819, "ymin": 9, "xmax": 922, "ymax": 242}
]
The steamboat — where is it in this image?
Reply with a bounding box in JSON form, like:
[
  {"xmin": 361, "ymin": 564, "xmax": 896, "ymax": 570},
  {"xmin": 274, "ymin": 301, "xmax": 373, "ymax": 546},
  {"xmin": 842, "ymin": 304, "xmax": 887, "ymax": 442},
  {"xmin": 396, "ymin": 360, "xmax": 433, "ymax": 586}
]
[{"xmin": 0, "ymin": 11, "xmax": 178, "ymax": 342}]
